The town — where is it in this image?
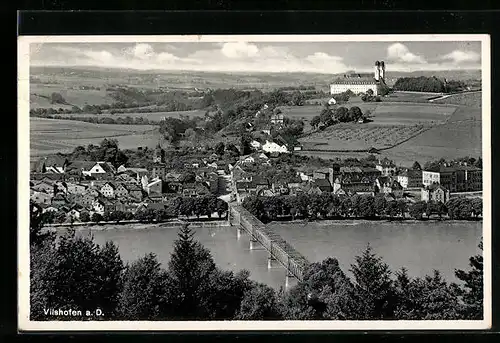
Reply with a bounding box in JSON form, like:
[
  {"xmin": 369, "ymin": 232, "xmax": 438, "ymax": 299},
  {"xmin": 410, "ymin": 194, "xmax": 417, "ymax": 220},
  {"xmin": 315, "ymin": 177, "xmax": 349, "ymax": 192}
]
[{"xmin": 30, "ymin": 133, "xmax": 482, "ymax": 224}]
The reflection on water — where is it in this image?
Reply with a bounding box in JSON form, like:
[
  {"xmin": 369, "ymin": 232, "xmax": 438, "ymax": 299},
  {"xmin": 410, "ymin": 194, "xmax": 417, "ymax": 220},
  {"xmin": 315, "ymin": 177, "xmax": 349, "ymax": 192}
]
[{"xmin": 76, "ymin": 220, "xmax": 482, "ymax": 289}]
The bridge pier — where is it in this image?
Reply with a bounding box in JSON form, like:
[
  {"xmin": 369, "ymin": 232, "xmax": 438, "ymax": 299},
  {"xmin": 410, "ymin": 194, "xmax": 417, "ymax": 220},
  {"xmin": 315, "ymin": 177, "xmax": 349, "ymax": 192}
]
[
  {"xmin": 249, "ymin": 236, "xmax": 257, "ymax": 250},
  {"xmin": 236, "ymin": 227, "xmax": 242, "ymax": 240},
  {"xmin": 285, "ymin": 272, "xmax": 294, "ymax": 289},
  {"xmin": 267, "ymin": 253, "xmax": 276, "ymax": 269}
]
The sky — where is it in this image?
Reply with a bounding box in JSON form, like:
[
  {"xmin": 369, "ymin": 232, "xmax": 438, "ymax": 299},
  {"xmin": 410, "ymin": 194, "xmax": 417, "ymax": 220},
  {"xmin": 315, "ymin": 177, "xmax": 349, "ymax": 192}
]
[{"xmin": 29, "ymin": 40, "xmax": 482, "ymax": 74}]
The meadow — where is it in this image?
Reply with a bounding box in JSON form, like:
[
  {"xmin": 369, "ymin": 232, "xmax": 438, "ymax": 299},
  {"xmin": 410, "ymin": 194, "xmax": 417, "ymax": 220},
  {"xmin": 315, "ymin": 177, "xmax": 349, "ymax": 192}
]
[
  {"xmin": 298, "ymin": 101, "xmax": 457, "ymax": 151},
  {"xmin": 30, "ymin": 118, "xmax": 158, "ymax": 157},
  {"xmin": 431, "ymin": 91, "xmax": 482, "ymax": 108},
  {"xmin": 297, "ymin": 102, "xmax": 482, "ymax": 166},
  {"xmin": 30, "ymin": 83, "xmax": 115, "ymax": 107},
  {"xmin": 53, "ymin": 109, "xmax": 207, "ymax": 122}
]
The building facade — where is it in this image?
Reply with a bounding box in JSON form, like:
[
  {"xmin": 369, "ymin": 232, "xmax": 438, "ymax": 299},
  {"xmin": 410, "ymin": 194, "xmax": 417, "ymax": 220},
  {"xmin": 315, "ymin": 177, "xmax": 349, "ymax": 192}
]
[{"xmin": 330, "ymin": 60, "xmax": 387, "ymax": 96}]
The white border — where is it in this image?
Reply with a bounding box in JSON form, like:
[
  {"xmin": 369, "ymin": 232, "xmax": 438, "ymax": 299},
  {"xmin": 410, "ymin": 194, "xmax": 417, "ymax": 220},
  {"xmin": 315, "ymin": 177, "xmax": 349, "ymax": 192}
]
[{"xmin": 18, "ymin": 34, "xmax": 491, "ymax": 331}]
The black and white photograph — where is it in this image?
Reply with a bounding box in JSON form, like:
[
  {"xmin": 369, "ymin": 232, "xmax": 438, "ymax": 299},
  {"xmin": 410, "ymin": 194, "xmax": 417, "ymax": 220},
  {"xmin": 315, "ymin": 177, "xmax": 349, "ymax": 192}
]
[{"xmin": 18, "ymin": 34, "xmax": 491, "ymax": 331}]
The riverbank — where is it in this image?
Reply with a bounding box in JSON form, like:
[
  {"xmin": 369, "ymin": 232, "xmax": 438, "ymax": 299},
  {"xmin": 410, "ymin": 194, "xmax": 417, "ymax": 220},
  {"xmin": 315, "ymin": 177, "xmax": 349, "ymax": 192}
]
[
  {"xmin": 43, "ymin": 219, "xmax": 230, "ymax": 232},
  {"xmin": 266, "ymin": 217, "xmax": 482, "ymax": 227}
]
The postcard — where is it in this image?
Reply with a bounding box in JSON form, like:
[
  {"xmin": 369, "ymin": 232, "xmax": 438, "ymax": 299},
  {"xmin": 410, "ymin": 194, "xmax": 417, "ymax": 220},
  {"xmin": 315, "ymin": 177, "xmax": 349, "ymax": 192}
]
[{"xmin": 18, "ymin": 34, "xmax": 491, "ymax": 331}]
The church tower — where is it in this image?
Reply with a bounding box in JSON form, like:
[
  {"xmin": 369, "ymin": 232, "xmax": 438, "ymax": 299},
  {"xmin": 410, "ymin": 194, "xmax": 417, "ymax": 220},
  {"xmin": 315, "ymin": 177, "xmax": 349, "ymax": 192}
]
[
  {"xmin": 379, "ymin": 61, "xmax": 386, "ymax": 81},
  {"xmin": 374, "ymin": 61, "xmax": 380, "ymax": 81},
  {"xmin": 153, "ymin": 143, "xmax": 165, "ymax": 164}
]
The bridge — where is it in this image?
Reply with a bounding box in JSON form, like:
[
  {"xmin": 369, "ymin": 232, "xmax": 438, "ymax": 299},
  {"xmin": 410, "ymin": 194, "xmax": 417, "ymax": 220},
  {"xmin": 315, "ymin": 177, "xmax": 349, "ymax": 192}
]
[{"xmin": 228, "ymin": 204, "xmax": 310, "ymax": 287}]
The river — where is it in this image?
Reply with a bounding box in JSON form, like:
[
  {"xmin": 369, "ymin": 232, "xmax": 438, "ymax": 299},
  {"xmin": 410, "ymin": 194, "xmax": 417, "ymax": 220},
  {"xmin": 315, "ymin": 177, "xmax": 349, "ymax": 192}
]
[{"xmin": 75, "ymin": 220, "xmax": 482, "ymax": 290}]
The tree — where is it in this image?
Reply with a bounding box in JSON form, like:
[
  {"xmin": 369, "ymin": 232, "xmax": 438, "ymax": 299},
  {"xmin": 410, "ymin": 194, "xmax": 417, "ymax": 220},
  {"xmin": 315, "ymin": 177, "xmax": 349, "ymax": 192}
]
[
  {"xmin": 30, "ymin": 202, "xmax": 55, "ymax": 248},
  {"xmin": 225, "ymin": 143, "xmax": 240, "ymax": 157},
  {"xmin": 216, "ymin": 198, "xmax": 228, "ymax": 218},
  {"xmin": 334, "ymin": 106, "xmax": 350, "ymax": 122},
  {"xmin": 453, "ymin": 240, "xmax": 483, "ymax": 319},
  {"xmin": 350, "ymin": 244, "xmax": 397, "ymax": 319},
  {"xmin": 409, "ymin": 201, "xmax": 426, "ymax": 220},
  {"xmin": 236, "ymin": 283, "xmax": 281, "ymax": 320},
  {"xmin": 203, "ymin": 269, "xmax": 253, "ymax": 319},
  {"xmin": 319, "ymin": 107, "xmax": 334, "ymax": 126},
  {"xmin": 214, "ymin": 142, "xmax": 225, "ymax": 156},
  {"xmin": 240, "ymin": 133, "xmax": 253, "ymax": 155},
  {"xmin": 412, "ymin": 161, "xmax": 422, "ymax": 171},
  {"xmin": 167, "ymin": 224, "xmax": 217, "ymax": 319},
  {"xmin": 91, "ymin": 212, "xmax": 103, "ymax": 223},
  {"xmin": 80, "ymin": 211, "xmax": 90, "ymax": 222},
  {"xmin": 366, "ymin": 89, "xmax": 374, "ymax": 96},
  {"xmin": 374, "ymin": 195, "xmax": 388, "ymax": 217},
  {"xmin": 347, "ymin": 106, "xmax": 363, "ymax": 122},
  {"xmin": 242, "ymin": 196, "xmax": 264, "ymax": 220},
  {"xmin": 310, "ymin": 115, "xmax": 321, "ymax": 129},
  {"xmin": 50, "ymin": 92, "xmax": 66, "ymax": 104},
  {"xmin": 118, "ymin": 253, "xmax": 170, "ymax": 320},
  {"xmin": 31, "ymin": 230, "xmax": 124, "ymax": 319},
  {"xmin": 291, "ymin": 91, "xmax": 305, "ymax": 106}
]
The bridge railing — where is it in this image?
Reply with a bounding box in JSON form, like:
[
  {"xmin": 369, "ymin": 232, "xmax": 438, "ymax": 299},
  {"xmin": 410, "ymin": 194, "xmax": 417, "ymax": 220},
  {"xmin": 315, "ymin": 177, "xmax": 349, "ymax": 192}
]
[{"xmin": 229, "ymin": 204, "xmax": 309, "ymax": 281}]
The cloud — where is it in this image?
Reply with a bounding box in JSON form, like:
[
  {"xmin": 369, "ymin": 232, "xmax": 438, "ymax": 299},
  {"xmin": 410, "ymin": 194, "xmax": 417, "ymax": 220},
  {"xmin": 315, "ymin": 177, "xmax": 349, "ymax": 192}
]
[
  {"xmin": 221, "ymin": 42, "xmax": 259, "ymax": 59},
  {"xmin": 440, "ymin": 50, "xmax": 480, "ymax": 64},
  {"xmin": 31, "ymin": 42, "xmax": 481, "ymax": 73},
  {"xmin": 387, "ymin": 43, "xmax": 427, "ymax": 64}
]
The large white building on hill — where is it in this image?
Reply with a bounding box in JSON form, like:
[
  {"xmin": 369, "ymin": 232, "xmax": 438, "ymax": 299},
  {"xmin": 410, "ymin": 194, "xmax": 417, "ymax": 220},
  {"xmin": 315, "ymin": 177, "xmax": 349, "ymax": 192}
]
[{"xmin": 330, "ymin": 60, "xmax": 387, "ymax": 96}]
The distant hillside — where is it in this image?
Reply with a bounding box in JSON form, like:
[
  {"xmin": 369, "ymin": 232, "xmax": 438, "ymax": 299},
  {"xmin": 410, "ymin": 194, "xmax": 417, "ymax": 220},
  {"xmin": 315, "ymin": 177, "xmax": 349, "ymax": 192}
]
[{"xmin": 30, "ymin": 66, "xmax": 481, "ymax": 91}]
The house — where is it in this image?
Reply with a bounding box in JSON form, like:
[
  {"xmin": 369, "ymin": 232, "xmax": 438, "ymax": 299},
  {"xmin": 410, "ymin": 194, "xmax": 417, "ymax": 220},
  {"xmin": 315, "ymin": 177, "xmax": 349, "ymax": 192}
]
[
  {"xmin": 262, "ymin": 140, "xmax": 289, "ymax": 154},
  {"xmin": 33, "ymin": 155, "xmax": 70, "ymax": 173},
  {"xmin": 84, "ymin": 162, "xmax": 116, "ymax": 177},
  {"xmin": 421, "ymin": 184, "xmax": 450, "ymax": 203},
  {"xmin": 313, "ymin": 168, "xmax": 334, "ymax": 187},
  {"xmin": 146, "ymin": 179, "xmax": 163, "ymax": 196},
  {"xmin": 85, "ymin": 186, "xmax": 101, "ymax": 198},
  {"xmin": 31, "ymin": 181, "xmax": 54, "ymax": 195},
  {"xmin": 113, "ymin": 183, "xmax": 128, "ymax": 198},
  {"xmin": 79, "ymin": 193, "xmax": 96, "ymax": 208},
  {"xmin": 66, "ymin": 182, "xmax": 87, "ymax": 195},
  {"xmin": 42, "ymin": 206, "xmax": 59, "ymax": 214},
  {"xmin": 31, "ymin": 191, "xmax": 52, "ymax": 205},
  {"xmin": 455, "ymin": 165, "xmax": 482, "ymax": 192},
  {"xmin": 239, "ymin": 155, "xmax": 255, "ymax": 164},
  {"xmin": 287, "ymin": 176, "xmax": 303, "ymax": 192},
  {"xmin": 333, "ymin": 176, "xmax": 375, "ymax": 195},
  {"xmin": 397, "ymin": 169, "xmax": 423, "ymax": 189},
  {"xmin": 123, "ymin": 183, "xmax": 143, "ymax": 201},
  {"xmin": 422, "ymin": 169, "xmax": 441, "ymax": 187},
  {"xmin": 375, "ymin": 177, "xmax": 404, "ymax": 198},
  {"xmin": 307, "ymin": 184, "xmax": 323, "ymax": 195},
  {"xmin": 100, "ymin": 182, "xmax": 117, "ymax": 198},
  {"xmin": 51, "ymin": 193, "xmax": 69, "ymax": 207},
  {"xmin": 182, "ymin": 182, "xmax": 209, "ymax": 197},
  {"xmin": 67, "ymin": 204, "xmax": 84, "ymax": 221},
  {"xmin": 92, "ymin": 198, "xmax": 114, "ymax": 215},
  {"xmin": 298, "ymin": 171, "xmax": 314, "ymax": 182},
  {"xmin": 258, "ymin": 189, "xmax": 277, "ymax": 197},
  {"xmin": 376, "ymin": 157, "xmax": 397, "ymax": 176},
  {"xmin": 313, "ymin": 178, "xmax": 333, "ymax": 193},
  {"xmin": 53, "ymin": 181, "xmax": 68, "ymax": 195},
  {"xmin": 250, "ymin": 140, "xmax": 262, "ymax": 150},
  {"xmin": 270, "ymin": 113, "xmax": 284, "ymax": 125}
]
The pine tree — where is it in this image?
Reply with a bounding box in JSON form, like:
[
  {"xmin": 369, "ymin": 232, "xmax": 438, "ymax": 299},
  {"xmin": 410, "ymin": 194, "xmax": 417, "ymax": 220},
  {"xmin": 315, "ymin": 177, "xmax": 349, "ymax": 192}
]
[
  {"xmin": 350, "ymin": 244, "xmax": 397, "ymax": 319},
  {"xmin": 454, "ymin": 240, "xmax": 483, "ymax": 319},
  {"xmin": 118, "ymin": 253, "xmax": 170, "ymax": 320},
  {"xmin": 167, "ymin": 224, "xmax": 217, "ymax": 319}
]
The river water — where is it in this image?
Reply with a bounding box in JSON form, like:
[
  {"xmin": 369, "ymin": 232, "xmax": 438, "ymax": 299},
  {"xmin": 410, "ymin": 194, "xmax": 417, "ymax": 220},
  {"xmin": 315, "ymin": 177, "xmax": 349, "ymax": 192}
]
[{"xmin": 75, "ymin": 220, "xmax": 482, "ymax": 290}]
